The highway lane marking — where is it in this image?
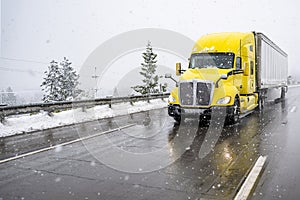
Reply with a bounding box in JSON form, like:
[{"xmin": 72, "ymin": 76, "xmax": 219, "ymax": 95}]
[
  {"xmin": 0, "ymin": 124, "xmax": 136, "ymax": 164},
  {"xmin": 234, "ymin": 155, "xmax": 267, "ymax": 200},
  {"xmin": 290, "ymin": 106, "xmax": 297, "ymax": 113}
]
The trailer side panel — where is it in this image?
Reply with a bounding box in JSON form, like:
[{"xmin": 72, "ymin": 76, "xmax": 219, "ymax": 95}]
[{"xmin": 255, "ymin": 33, "xmax": 288, "ymax": 89}]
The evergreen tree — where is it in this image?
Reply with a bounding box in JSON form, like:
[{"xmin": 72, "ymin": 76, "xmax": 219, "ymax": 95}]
[
  {"xmin": 60, "ymin": 57, "xmax": 81, "ymax": 100},
  {"xmin": 41, "ymin": 60, "xmax": 61, "ymax": 102},
  {"xmin": 41, "ymin": 58, "xmax": 81, "ymax": 102},
  {"xmin": 132, "ymin": 41, "xmax": 160, "ymax": 94}
]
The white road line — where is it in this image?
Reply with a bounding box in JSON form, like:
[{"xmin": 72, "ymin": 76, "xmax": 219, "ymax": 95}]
[
  {"xmin": 0, "ymin": 124, "xmax": 135, "ymax": 164},
  {"xmin": 290, "ymin": 106, "xmax": 297, "ymax": 113},
  {"xmin": 234, "ymin": 155, "xmax": 267, "ymax": 200}
]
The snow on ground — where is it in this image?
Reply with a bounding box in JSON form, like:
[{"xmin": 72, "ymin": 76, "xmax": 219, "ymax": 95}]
[
  {"xmin": 288, "ymin": 84, "xmax": 300, "ymax": 88},
  {"xmin": 0, "ymin": 99, "xmax": 167, "ymax": 138}
]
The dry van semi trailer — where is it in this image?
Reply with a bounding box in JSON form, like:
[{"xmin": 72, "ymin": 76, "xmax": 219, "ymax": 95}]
[{"xmin": 167, "ymin": 32, "xmax": 288, "ymax": 124}]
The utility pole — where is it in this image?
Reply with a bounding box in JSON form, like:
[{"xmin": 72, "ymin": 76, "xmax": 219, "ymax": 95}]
[{"xmin": 91, "ymin": 67, "xmax": 99, "ymax": 97}]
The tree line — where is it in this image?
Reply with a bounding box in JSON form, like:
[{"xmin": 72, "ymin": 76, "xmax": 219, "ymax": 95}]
[
  {"xmin": 1, "ymin": 41, "xmax": 166, "ymax": 105},
  {"xmin": 41, "ymin": 57, "xmax": 81, "ymax": 102}
]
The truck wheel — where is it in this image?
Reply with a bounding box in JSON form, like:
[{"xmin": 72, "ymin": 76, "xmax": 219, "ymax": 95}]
[
  {"xmin": 232, "ymin": 97, "xmax": 240, "ymax": 124},
  {"xmin": 227, "ymin": 97, "xmax": 240, "ymax": 125},
  {"xmin": 174, "ymin": 116, "xmax": 181, "ymax": 124},
  {"xmin": 258, "ymin": 97, "xmax": 265, "ymax": 110},
  {"xmin": 258, "ymin": 89, "xmax": 267, "ymax": 110},
  {"xmin": 258, "ymin": 95, "xmax": 265, "ymax": 110}
]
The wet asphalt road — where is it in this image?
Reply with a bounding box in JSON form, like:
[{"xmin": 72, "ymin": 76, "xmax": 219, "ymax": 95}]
[
  {"xmin": 251, "ymin": 87, "xmax": 300, "ymax": 200},
  {"xmin": 0, "ymin": 87, "xmax": 299, "ymax": 200}
]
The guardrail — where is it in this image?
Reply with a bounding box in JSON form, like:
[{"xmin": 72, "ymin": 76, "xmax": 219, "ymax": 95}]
[
  {"xmin": 288, "ymin": 84, "xmax": 300, "ymax": 88},
  {"xmin": 0, "ymin": 93, "xmax": 170, "ymax": 123}
]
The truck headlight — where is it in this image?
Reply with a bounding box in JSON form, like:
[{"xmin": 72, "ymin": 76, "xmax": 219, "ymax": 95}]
[
  {"xmin": 216, "ymin": 96, "xmax": 231, "ymax": 104},
  {"xmin": 168, "ymin": 95, "xmax": 176, "ymax": 103}
]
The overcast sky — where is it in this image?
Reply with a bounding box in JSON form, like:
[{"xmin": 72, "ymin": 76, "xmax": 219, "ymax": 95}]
[{"xmin": 1, "ymin": 0, "xmax": 299, "ymax": 97}]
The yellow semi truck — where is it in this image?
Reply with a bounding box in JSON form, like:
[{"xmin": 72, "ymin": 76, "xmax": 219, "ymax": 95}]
[{"xmin": 167, "ymin": 32, "xmax": 288, "ymax": 124}]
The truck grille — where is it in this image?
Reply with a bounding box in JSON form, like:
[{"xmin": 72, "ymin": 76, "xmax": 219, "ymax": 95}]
[
  {"xmin": 179, "ymin": 80, "xmax": 213, "ymax": 106},
  {"xmin": 179, "ymin": 82, "xmax": 194, "ymax": 105}
]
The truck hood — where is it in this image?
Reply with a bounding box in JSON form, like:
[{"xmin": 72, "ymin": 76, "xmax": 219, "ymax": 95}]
[{"xmin": 179, "ymin": 68, "xmax": 226, "ymax": 83}]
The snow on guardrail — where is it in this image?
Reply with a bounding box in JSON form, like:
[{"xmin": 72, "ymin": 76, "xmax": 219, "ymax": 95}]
[
  {"xmin": 0, "ymin": 97, "xmax": 168, "ymax": 137},
  {"xmin": 0, "ymin": 93, "xmax": 170, "ymax": 123},
  {"xmin": 288, "ymin": 84, "xmax": 300, "ymax": 88}
]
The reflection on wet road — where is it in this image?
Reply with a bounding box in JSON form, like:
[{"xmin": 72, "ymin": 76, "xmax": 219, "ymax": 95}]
[
  {"xmin": 0, "ymin": 88, "xmax": 298, "ymax": 199},
  {"xmin": 251, "ymin": 87, "xmax": 300, "ymax": 200}
]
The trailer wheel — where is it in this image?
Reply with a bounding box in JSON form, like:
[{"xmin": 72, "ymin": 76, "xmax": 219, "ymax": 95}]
[
  {"xmin": 259, "ymin": 97, "xmax": 264, "ymax": 109},
  {"xmin": 258, "ymin": 91, "xmax": 265, "ymax": 110}
]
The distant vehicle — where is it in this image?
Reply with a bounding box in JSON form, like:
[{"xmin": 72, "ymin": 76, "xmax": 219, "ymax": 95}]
[{"xmin": 166, "ymin": 32, "xmax": 288, "ymax": 124}]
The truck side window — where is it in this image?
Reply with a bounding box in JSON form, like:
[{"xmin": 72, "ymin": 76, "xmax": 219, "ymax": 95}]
[
  {"xmin": 250, "ymin": 61, "xmax": 254, "ymax": 75},
  {"xmin": 249, "ymin": 45, "xmax": 253, "ymax": 52},
  {"xmin": 236, "ymin": 57, "xmax": 241, "ymax": 70}
]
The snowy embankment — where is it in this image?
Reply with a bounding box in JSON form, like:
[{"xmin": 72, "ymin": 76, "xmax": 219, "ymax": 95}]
[
  {"xmin": 288, "ymin": 84, "xmax": 300, "ymax": 88},
  {"xmin": 0, "ymin": 99, "xmax": 167, "ymax": 138}
]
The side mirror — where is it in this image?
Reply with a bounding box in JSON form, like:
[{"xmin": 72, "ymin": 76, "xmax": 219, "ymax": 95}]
[
  {"xmin": 236, "ymin": 57, "xmax": 241, "ymax": 70},
  {"xmin": 176, "ymin": 62, "xmax": 182, "ymax": 76}
]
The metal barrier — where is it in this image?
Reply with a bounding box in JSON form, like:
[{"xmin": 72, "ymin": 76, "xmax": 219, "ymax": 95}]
[{"xmin": 0, "ymin": 93, "xmax": 170, "ymax": 122}]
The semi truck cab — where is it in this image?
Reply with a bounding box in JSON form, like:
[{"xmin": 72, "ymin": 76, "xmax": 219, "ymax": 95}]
[{"xmin": 167, "ymin": 32, "xmax": 288, "ymax": 124}]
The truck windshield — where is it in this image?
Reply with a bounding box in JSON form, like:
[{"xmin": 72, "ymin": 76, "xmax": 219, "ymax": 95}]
[{"xmin": 189, "ymin": 53, "xmax": 234, "ymax": 69}]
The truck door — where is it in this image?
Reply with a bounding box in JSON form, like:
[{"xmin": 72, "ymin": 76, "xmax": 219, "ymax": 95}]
[
  {"xmin": 241, "ymin": 44, "xmax": 256, "ymax": 94},
  {"xmin": 234, "ymin": 57, "xmax": 243, "ymax": 92}
]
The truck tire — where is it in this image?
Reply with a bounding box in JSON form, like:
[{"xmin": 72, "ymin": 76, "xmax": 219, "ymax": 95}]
[
  {"xmin": 174, "ymin": 116, "xmax": 181, "ymax": 124},
  {"xmin": 259, "ymin": 96, "xmax": 264, "ymax": 109},
  {"xmin": 226, "ymin": 97, "xmax": 240, "ymax": 125},
  {"xmin": 258, "ymin": 91, "xmax": 265, "ymax": 110}
]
